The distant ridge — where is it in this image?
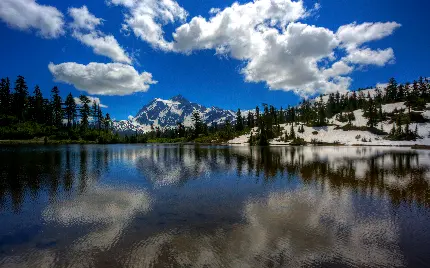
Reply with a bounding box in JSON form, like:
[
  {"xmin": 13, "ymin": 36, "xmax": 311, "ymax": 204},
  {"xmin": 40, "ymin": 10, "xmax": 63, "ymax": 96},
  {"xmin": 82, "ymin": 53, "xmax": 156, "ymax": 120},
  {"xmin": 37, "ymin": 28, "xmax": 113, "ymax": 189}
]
[{"xmin": 113, "ymin": 95, "xmax": 245, "ymax": 133}]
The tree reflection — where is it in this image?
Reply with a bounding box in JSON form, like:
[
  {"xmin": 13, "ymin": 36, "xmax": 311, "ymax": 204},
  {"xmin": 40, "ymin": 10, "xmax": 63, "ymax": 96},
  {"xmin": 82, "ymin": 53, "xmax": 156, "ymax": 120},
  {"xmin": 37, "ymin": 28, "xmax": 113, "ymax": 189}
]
[
  {"xmin": 134, "ymin": 146, "xmax": 430, "ymax": 208},
  {"xmin": 0, "ymin": 145, "xmax": 110, "ymax": 212},
  {"xmin": 1, "ymin": 145, "xmax": 429, "ymax": 212}
]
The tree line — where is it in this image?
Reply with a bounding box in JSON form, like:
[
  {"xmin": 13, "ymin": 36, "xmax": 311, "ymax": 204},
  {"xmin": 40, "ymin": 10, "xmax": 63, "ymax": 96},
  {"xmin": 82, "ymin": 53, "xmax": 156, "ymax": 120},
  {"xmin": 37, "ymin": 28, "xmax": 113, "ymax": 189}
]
[
  {"xmin": 1, "ymin": 75, "xmax": 428, "ymax": 144},
  {"xmin": 0, "ymin": 75, "xmax": 119, "ymax": 143}
]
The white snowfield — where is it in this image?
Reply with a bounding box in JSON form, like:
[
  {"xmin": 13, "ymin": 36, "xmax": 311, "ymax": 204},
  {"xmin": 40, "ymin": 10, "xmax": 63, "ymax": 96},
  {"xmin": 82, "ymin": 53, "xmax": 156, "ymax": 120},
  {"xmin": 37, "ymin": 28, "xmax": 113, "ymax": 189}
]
[{"xmin": 229, "ymin": 101, "xmax": 430, "ymax": 146}]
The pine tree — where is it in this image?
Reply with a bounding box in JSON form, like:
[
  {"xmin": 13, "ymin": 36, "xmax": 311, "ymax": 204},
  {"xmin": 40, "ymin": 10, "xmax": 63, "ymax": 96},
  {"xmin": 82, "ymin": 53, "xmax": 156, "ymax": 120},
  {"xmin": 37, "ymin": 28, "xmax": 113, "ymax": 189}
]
[
  {"xmin": 33, "ymin": 85, "xmax": 44, "ymax": 124},
  {"xmin": 79, "ymin": 95, "xmax": 91, "ymax": 130},
  {"xmin": 365, "ymin": 97, "xmax": 378, "ymax": 128},
  {"xmin": 390, "ymin": 123, "xmax": 396, "ymax": 136},
  {"xmin": 327, "ymin": 93, "xmax": 336, "ymax": 118},
  {"xmin": 247, "ymin": 111, "xmax": 254, "ymax": 128},
  {"xmin": 192, "ymin": 110, "xmax": 202, "ymax": 137},
  {"xmin": 51, "ymin": 86, "xmax": 63, "ymax": 127},
  {"xmin": 378, "ymin": 105, "xmax": 383, "ymax": 121},
  {"xmin": 418, "ymin": 76, "xmax": 428, "ymax": 98},
  {"xmin": 235, "ymin": 108, "xmax": 244, "ymax": 131},
  {"xmin": 349, "ymin": 91, "xmax": 358, "ymax": 111},
  {"xmin": 43, "ymin": 98, "xmax": 52, "ymax": 126},
  {"xmin": 317, "ymin": 98, "xmax": 326, "ymax": 126},
  {"xmin": 0, "ymin": 78, "xmax": 11, "ymax": 115},
  {"xmin": 397, "ymin": 84, "xmax": 405, "ymax": 101},
  {"xmin": 405, "ymin": 85, "xmax": 415, "ymax": 114},
  {"xmin": 97, "ymin": 104, "xmax": 103, "ymax": 130},
  {"xmin": 92, "ymin": 100, "xmax": 98, "ymax": 128},
  {"xmin": 13, "ymin": 75, "xmax": 29, "ymax": 121},
  {"xmin": 347, "ymin": 112, "xmax": 355, "ymax": 125},
  {"xmin": 279, "ymin": 107, "xmax": 285, "ymax": 124},
  {"xmin": 290, "ymin": 124, "xmax": 296, "ymax": 139},
  {"xmin": 64, "ymin": 93, "xmax": 77, "ymax": 128},
  {"xmin": 385, "ymin": 77, "xmax": 398, "ymax": 102},
  {"xmin": 404, "ymin": 123, "xmax": 410, "ymax": 135},
  {"xmin": 255, "ymin": 106, "xmax": 260, "ymax": 126},
  {"xmin": 104, "ymin": 113, "xmax": 112, "ymax": 131}
]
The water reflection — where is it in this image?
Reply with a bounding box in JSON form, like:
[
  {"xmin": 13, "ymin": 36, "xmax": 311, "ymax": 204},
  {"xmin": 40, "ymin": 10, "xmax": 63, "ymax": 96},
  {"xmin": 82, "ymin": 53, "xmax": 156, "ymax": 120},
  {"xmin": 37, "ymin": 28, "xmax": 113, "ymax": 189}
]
[
  {"xmin": 0, "ymin": 145, "xmax": 430, "ymax": 267},
  {"xmin": 126, "ymin": 185, "xmax": 403, "ymax": 267},
  {"xmin": 131, "ymin": 146, "xmax": 430, "ymax": 207},
  {"xmin": 1, "ymin": 145, "xmax": 429, "ymax": 210}
]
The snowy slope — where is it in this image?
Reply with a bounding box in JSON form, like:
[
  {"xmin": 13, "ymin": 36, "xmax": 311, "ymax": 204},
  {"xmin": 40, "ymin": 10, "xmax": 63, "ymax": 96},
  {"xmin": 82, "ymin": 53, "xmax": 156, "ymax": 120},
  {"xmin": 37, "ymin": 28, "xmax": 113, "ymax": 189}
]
[{"xmin": 230, "ymin": 89, "xmax": 430, "ymax": 146}]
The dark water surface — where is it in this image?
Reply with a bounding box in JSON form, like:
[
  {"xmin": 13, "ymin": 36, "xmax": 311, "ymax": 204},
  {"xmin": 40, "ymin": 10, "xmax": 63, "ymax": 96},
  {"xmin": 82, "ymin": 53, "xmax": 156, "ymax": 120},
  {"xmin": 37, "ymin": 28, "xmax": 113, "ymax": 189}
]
[{"xmin": 1, "ymin": 145, "xmax": 430, "ymax": 267}]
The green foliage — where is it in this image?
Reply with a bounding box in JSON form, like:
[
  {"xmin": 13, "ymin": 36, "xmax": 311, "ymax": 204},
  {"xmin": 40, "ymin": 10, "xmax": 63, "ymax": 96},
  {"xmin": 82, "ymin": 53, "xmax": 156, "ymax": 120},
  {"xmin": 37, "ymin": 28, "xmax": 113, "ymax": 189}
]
[
  {"xmin": 386, "ymin": 123, "xmax": 421, "ymax": 141},
  {"xmin": 335, "ymin": 124, "xmax": 387, "ymax": 135},
  {"xmin": 0, "ymin": 75, "xmax": 119, "ymax": 144},
  {"xmin": 298, "ymin": 125, "xmax": 305, "ymax": 133},
  {"xmin": 0, "ymin": 121, "xmax": 50, "ymax": 139},
  {"xmin": 336, "ymin": 112, "xmax": 349, "ymax": 123},
  {"xmin": 290, "ymin": 137, "xmax": 307, "ymax": 145}
]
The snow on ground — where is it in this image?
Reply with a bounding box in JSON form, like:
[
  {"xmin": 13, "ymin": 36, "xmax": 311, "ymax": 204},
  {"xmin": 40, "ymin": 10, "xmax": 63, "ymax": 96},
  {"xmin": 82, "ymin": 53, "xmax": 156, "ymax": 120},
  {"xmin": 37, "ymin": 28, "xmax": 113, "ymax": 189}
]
[
  {"xmin": 228, "ymin": 127, "xmax": 258, "ymax": 144},
  {"xmin": 229, "ymin": 101, "xmax": 430, "ymax": 146},
  {"xmin": 228, "ymin": 134, "xmax": 251, "ymax": 145}
]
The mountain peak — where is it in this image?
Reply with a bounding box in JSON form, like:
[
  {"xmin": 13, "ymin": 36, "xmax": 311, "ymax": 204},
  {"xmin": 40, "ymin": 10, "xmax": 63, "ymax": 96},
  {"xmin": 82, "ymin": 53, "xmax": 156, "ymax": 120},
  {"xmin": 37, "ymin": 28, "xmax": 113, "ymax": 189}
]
[{"xmin": 170, "ymin": 94, "xmax": 188, "ymax": 103}]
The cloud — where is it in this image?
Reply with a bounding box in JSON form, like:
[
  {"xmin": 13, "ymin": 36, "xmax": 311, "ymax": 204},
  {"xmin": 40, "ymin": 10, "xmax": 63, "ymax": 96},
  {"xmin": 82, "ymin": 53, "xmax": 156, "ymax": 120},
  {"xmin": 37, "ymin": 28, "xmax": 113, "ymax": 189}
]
[
  {"xmin": 68, "ymin": 5, "xmax": 102, "ymax": 31},
  {"xmin": 163, "ymin": 0, "xmax": 399, "ymax": 96},
  {"xmin": 48, "ymin": 62, "xmax": 157, "ymax": 96},
  {"xmin": 0, "ymin": 0, "xmax": 64, "ymax": 38},
  {"xmin": 68, "ymin": 6, "xmax": 132, "ymax": 64},
  {"xmin": 42, "ymin": 186, "xmax": 152, "ymax": 264},
  {"xmin": 127, "ymin": 186, "xmax": 403, "ymax": 267},
  {"xmin": 107, "ymin": 0, "xmax": 188, "ymax": 51},
  {"xmin": 74, "ymin": 96, "xmax": 108, "ymax": 108},
  {"xmin": 344, "ymin": 47, "xmax": 395, "ymax": 66},
  {"xmin": 169, "ymin": 0, "xmax": 341, "ymax": 96},
  {"xmin": 322, "ymin": 61, "xmax": 354, "ymax": 78},
  {"xmin": 337, "ymin": 22, "xmax": 401, "ymax": 48},
  {"xmin": 72, "ymin": 32, "xmax": 133, "ymax": 64},
  {"xmin": 171, "ymin": 0, "xmax": 306, "ymax": 53},
  {"xmin": 105, "ymin": 0, "xmax": 400, "ymax": 96}
]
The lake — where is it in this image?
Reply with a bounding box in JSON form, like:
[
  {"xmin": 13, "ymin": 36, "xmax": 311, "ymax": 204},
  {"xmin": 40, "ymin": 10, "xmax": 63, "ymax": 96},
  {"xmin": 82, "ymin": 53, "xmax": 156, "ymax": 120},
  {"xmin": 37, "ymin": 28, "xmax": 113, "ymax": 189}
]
[{"xmin": 0, "ymin": 145, "xmax": 430, "ymax": 267}]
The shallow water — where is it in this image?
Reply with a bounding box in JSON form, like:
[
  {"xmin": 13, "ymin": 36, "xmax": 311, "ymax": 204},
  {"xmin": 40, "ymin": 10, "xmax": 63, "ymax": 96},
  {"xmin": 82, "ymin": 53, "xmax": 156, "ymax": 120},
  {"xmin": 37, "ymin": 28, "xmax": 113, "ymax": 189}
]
[{"xmin": 0, "ymin": 145, "xmax": 430, "ymax": 267}]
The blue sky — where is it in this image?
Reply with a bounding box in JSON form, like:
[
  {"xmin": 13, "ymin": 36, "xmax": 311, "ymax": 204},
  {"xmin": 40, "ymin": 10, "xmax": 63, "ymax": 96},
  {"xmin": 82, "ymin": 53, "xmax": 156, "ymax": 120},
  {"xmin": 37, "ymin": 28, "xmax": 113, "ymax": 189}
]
[{"xmin": 0, "ymin": 0, "xmax": 429, "ymax": 120}]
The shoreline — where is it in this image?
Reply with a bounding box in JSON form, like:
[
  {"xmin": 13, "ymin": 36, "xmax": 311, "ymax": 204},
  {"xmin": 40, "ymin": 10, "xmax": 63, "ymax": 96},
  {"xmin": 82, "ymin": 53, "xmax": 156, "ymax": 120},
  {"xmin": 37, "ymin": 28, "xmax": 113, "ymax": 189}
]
[{"xmin": 1, "ymin": 139, "xmax": 429, "ymax": 149}]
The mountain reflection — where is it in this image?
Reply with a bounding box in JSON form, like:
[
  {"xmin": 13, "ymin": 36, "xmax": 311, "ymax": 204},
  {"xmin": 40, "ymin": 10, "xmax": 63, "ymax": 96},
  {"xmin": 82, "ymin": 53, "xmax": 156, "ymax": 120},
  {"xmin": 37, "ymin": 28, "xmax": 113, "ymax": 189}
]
[{"xmin": 1, "ymin": 145, "xmax": 430, "ymax": 212}]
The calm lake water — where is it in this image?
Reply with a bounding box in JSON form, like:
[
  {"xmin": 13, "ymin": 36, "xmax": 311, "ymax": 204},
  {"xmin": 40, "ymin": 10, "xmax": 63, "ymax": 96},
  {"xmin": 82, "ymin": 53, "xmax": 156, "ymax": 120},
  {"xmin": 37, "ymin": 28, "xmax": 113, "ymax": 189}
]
[{"xmin": 0, "ymin": 145, "xmax": 430, "ymax": 268}]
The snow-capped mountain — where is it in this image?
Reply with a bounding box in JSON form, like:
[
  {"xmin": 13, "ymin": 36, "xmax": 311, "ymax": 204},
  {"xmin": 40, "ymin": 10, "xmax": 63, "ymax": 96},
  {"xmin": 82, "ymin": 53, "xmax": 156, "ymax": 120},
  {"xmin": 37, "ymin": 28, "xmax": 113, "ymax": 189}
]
[{"xmin": 113, "ymin": 95, "xmax": 240, "ymax": 133}]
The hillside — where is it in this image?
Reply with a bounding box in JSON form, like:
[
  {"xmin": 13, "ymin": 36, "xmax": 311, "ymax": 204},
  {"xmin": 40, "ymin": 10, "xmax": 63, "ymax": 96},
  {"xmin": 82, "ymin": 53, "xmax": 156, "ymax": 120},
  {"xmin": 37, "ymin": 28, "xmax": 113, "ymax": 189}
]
[{"xmin": 229, "ymin": 82, "xmax": 430, "ymax": 146}]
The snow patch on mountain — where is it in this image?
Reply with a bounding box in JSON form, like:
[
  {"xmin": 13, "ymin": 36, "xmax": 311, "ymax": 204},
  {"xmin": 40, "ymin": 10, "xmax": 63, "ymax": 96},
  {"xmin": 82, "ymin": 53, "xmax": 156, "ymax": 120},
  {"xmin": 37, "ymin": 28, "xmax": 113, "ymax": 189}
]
[{"xmin": 113, "ymin": 95, "xmax": 248, "ymax": 133}]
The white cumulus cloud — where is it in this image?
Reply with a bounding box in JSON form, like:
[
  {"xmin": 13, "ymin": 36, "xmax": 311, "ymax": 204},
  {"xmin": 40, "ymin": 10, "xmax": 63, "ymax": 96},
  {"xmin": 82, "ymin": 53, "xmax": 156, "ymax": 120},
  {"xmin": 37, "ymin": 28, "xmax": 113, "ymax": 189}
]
[
  {"xmin": 68, "ymin": 6, "xmax": 132, "ymax": 64},
  {"xmin": 337, "ymin": 22, "xmax": 401, "ymax": 48},
  {"xmin": 105, "ymin": 0, "xmax": 400, "ymax": 96},
  {"xmin": 0, "ymin": 0, "xmax": 64, "ymax": 38},
  {"xmin": 68, "ymin": 5, "xmax": 102, "ymax": 31},
  {"xmin": 344, "ymin": 47, "xmax": 395, "ymax": 66},
  {"xmin": 166, "ymin": 0, "xmax": 400, "ymax": 96},
  {"xmin": 107, "ymin": 0, "xmax": 188, "ymax": 51},
  {"xmin": 48, "ymin": 62, "xmax": 157, "ymax": 96}
]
